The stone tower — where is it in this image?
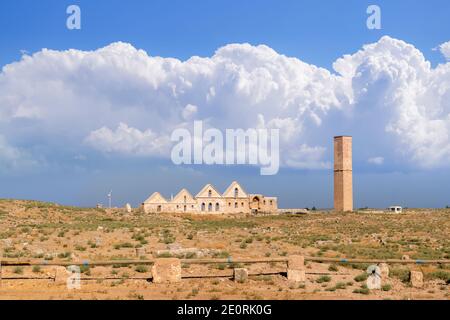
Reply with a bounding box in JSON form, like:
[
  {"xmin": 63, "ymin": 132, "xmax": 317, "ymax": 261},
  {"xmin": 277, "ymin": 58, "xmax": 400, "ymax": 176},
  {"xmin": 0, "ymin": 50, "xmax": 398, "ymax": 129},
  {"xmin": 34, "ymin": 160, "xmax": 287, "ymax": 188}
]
[{"xmin": 334, "ymin": 136, "xmax": 353, "ymax": 212}]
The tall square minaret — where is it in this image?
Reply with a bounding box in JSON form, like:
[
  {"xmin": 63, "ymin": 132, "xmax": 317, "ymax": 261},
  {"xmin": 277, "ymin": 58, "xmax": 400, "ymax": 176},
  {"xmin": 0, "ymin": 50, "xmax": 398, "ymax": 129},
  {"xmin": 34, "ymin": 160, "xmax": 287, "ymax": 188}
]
[{"xmin": 334, "ymin": 136, "xmax": 353, "ymax": 212}]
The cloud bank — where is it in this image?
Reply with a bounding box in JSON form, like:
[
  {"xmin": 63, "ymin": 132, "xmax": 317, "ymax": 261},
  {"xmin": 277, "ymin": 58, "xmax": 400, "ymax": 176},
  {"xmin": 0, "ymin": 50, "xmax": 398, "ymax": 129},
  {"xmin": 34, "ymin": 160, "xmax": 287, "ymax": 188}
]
[{"xmin": 1, "ymin": 36, "xmax": 449, "ymax": 173}]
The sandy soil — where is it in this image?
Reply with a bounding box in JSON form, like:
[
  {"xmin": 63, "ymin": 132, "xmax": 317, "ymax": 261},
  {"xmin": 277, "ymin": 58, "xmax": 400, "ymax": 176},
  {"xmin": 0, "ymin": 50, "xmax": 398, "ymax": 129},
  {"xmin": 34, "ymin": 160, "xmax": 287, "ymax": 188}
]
[{"xmin": 0, "ymin": 199, "xmax": 448, "ymax": 300}]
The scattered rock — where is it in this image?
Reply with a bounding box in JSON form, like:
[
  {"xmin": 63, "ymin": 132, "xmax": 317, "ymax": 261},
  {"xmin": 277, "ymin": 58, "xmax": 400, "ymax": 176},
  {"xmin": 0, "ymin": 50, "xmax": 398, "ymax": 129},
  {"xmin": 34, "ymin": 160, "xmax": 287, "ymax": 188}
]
[
  {"xmin": 152, "ymin": 258, "xmax": 181, "ymax": 283},
  {"xmin": 234, "ymin": 268, "xmax": 248, "ymax": 283},
  {"xmin": 95, "ymin": 237, "xmax": 102, "ymax": 247},
  {"xmin": 378, "ymin": 263, "xmax": 390, "ymax": 279},
  {"xmin": 410, "ymin": 271, "xmax": 424, "ymax": 288}
]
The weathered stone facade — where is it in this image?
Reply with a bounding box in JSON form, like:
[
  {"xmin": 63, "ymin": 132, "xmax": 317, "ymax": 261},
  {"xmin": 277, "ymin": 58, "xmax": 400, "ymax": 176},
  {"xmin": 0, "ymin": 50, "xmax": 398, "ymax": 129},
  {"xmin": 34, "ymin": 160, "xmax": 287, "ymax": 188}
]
[
  {"xmin": 334, "ymin": 136, "xmax": 353, "ymax": 212},
  {"xmin": 142, "ymin": 181, "xmax": 277, "ymax": 214}
]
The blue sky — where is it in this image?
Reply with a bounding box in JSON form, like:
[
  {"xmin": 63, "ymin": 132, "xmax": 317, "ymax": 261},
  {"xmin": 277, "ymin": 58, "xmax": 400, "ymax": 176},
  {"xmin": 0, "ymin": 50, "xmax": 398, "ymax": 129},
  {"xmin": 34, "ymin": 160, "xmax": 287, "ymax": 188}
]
[
  {"xmin": 0, "ymin": 1, "xmax": 449, "ymax": 209},
  {"xmin": 1, "ymin": 0, "xmax": 449, "ymax": 68}
]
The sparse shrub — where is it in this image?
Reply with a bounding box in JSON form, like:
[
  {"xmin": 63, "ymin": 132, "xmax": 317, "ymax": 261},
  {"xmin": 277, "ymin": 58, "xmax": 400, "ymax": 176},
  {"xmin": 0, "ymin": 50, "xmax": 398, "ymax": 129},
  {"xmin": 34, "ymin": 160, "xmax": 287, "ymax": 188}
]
[
  {"xmin": 58, "ymin": 251, "xmax": 71, "ymax": 259},
  {"xmin": 135, "ymin": 265, "xmax": 148, "ymax": 273},
  {"xmin": 390, "ymin": 267, "xmax": 410, "ymax": 283},
  {"xmin": 32, "ymin": 266, "xmax": 41, "ymax": 273},
  {"xmin": 75, "ymin": 245, "xmax": 86, "ymax": 252},
  {"xmin": 354, "ymin": 273, "xmax": 368, "ymax": 282},
  {"xmin": 426, "ymin": 270, "xmax": 450, "ymax": 282},
  {"xmin": 217, "ymin": 263, "xmax": 226, "ymax": 270},
  {"xmin": 328, "ymin": 264, "xmax": 338, "ymax": 272},
  {"xmin": 316, "ymin": 275, "xmax": 331, "ymax": 283},
  {"xmin": 335, "ymin": 282, "xmax": 347, "ymax": 290},
  {"xmin": 382, "ymin": 284, "xmax": 392, "ymax": 291},
  {"xmin": 13, "ymin": 267, "xmax": 23, "ymax": 274},
  {"xmin": 353, "ymin": 286, "xmax": 370, "ymax": 295}
]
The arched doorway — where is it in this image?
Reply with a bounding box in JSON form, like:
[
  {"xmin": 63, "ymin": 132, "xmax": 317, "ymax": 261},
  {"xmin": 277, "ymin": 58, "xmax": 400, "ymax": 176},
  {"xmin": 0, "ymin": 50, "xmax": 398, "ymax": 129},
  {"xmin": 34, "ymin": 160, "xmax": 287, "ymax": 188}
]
[{"xmin": 251, "ymin": 196, "xmax": 261, "ymax": 214}]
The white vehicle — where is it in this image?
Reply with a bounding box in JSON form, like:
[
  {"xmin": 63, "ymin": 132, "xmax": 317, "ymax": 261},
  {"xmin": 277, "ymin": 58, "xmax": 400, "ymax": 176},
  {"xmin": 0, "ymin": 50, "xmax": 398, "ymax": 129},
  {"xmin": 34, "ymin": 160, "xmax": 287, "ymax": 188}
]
[{"xmin": 388, "ymin": 206, "xmax": 403, "ymax": 214}]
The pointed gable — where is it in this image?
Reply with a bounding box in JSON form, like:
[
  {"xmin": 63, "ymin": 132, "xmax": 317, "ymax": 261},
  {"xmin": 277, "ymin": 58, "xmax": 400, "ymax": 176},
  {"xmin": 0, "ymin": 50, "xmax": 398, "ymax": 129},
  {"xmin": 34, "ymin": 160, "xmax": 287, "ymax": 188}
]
[
  {"xmin": 223, "ymin": 181, "xmax": 248, "ymax": 198},
  {"xmin": 143, "ymin": 192, "xmax": 168, "ymax": 204},
  {"xmin": 172, "ymin": 188, "xmax": 196, "ymax": 203},
  {"xmin": 195, "ymin": 184, "xmax": 222, "ymax": 198}
]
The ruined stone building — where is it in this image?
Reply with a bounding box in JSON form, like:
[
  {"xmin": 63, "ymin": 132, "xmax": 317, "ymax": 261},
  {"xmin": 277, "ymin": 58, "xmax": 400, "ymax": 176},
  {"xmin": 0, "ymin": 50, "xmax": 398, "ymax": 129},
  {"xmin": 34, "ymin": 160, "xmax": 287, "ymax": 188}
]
[
  {"xmin": 334, "ymin": 136, "xmax": 353, "ymax": 212},
  {"xmin": 142, "ymin": 181, "xmax": 277, "ymax": 214}
]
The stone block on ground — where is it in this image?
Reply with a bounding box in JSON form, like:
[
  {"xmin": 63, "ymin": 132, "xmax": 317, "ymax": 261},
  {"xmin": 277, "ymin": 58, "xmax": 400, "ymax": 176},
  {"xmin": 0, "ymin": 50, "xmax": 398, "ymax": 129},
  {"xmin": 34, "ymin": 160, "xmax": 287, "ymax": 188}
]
[
  {"xmin": 151, "ymin": 258, "xmax": 181, "ymax": 283},
  {"xmin": 288, "ymin": 255, "xmax": 305, "ymax": 270},
  {"xmin": 378, "ymin": 263, "xmax": 389, "ymax": 279},
  {"xmin": 287, "ymin": 269, "xmax": 306, "ymax": 282},
  {"xmin": 54, "ymin": 266, "xmax": 69, "ymax": 285},
  {"xmin": 410, "ymin": 271, "xmax": 424, "ymax": 288},
  {"xmin": 234, "ymin": 268, "xmax": 248, "ymax": 283}
]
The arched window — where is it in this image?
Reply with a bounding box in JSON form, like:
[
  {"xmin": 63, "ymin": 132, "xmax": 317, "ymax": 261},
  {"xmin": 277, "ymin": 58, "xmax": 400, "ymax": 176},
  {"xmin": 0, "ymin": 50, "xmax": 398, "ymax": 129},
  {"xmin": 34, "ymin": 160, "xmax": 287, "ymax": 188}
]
[
  {"xmin": 234, "ymin": 202, "xmax": 238, "ymax": 208},
  {"xmin": 157, "ymin": 205, "xmax": 162, "ymax": 212},
  {"xmin": 241, "ymin": 202, "xmax": 244, "ymax": 207},
  {"xmin": 234, "ymin": 188, "xmax": 238, "ymax": 198},
  {"xmin": 201, "ymin": 203, "xmax": 206, "ymax": 211},
  {"xmin": 184, "ymin": 205, "xmax": 187, "ymax": 212},
  {"xmin": 215, "ymin": 203, "xmax": 220, "ymax": 211},
  {"xmin": 184, "ymin": 196, "xmax": 187, "ymax": 203},
  {"xmin": 208, "ymin": 190, "xmax": 212, "ymax": 197},
  {"xmin": 229, "ymin": 202, "xmax": 231, "ymax": 207},
  {"xmin": 208, "ymin": 203, "xmax": 213, "ymax": 212}
]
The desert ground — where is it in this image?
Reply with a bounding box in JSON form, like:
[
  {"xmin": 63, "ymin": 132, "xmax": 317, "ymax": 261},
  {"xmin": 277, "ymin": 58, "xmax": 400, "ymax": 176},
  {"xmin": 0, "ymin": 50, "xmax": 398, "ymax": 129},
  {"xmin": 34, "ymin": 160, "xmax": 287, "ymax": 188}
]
[{"xmin": 0, "ymin": 199, "xmax": 449, "ymax": 300}]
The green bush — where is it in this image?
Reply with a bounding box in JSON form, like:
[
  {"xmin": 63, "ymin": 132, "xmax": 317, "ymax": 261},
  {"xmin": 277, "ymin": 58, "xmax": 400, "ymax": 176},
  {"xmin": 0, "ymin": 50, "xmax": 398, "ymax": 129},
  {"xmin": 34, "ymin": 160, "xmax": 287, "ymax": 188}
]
[
  {"xmin": 13, "ymin": 267, "xmax": 24, "ymax": 274},
  {"xmin": 390, "ymin": 268, "xmax": 410, "ymax": 283},
  {"xmin": 328, "ymin": 264, "xmax": 338, "ymax": 272},
  {"xmin": 316, "ymin": 275, "xmax": 331, "ymax": 283},
  {"xmin": 381, "ymin": 284, "xmax": 392, "ymax": 291},
  {"xmin": 354, "ymin": 273, "xmax": 368, "ymax": 282},
  {"xmin": 135, "ymin": 265, "xmax": 148, "ymax": 273},
  {"xmin": 353, "ymin": 287, "xmax": 370, "ymax": 295}
]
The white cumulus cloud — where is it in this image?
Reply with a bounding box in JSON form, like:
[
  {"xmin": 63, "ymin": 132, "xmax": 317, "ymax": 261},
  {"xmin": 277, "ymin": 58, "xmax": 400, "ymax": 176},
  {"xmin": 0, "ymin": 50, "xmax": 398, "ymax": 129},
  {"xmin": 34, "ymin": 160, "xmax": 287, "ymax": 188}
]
[
  {"xmin": 85, "ymin": 123, "xmax": 170, "ymax": 157},
  {"xmin": 0, "ymin": 36, "xmax": 449, "ymax": 172},
  {"xmin": 439, "ymin": 41, "xmax": 450, "ymax": 60}
]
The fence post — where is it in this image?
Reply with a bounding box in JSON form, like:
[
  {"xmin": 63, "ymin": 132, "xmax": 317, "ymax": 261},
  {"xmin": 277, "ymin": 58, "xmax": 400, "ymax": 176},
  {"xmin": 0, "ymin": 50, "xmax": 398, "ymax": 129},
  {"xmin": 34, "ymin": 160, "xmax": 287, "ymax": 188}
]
[
  {"xmin": 151, "ymin": 258, "xmax": 181, "ymax": 283},
  {"xmin": 287, "ymin": 255, "xmax": 306, "ymax": 283}
]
